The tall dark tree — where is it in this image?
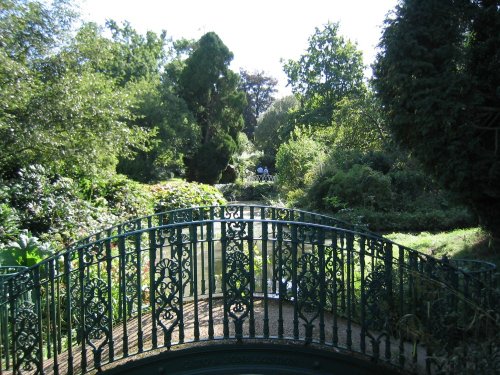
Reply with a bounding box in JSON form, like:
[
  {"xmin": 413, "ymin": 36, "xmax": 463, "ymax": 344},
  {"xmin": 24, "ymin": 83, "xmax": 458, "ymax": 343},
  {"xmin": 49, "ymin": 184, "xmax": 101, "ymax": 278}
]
[
  {"xmin": 178, "ymin": 32, "xmax": 246, "ymax": 184},
  {"xmin": 239, "ymin": 69, "xmax": 277, "ymax": 139},
  {"xmin": 374, "ymin": 0, "xmax": 500, "ymax": 239}
]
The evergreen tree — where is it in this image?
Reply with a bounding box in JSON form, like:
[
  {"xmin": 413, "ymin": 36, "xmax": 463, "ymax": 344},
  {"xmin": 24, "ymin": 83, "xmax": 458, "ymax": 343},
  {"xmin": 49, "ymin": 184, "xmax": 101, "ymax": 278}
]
[
  {"xmin": 374, "ymin": 0, "xmax": 500, "ymax": 239},
  {"xmin": 178, "ymin": 32, "xmax": 246, "ymax": 184}
]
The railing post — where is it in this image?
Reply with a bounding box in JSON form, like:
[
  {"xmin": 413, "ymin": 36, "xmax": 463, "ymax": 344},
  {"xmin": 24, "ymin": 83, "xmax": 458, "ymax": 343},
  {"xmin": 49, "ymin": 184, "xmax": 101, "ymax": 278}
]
[
  {"xmin": 359, "ymin": 236, "xmax": 366, "ymax": 355},
  {"xmin": 207, "ymin": 212, "xmax": 215, "ymax": 339},
  {"xmin": 318, "ymin": 228, "xmax": 326, "ymax": 344},
  {"xmin": 64, "ymin": 252, "xmax": 74, "ymax": 375},
  {"xmin": 118, "ymin": 228, "xmax": 129, "ymax": 357},
  {"xmin": 398, "ymin": 245, "xmax": 406, "ymax": 368},
  {"xmin": 176, "ymin": 227, "xmax": 185, "ymax": 344},
  {"xmin": 248, "ymin": 208, "xmax": 256, "ymax": 338},
  {"xmin": 220, "ymin": 214, "xmax": 229, "ymax": 339},
  {"xmin": 105, "ymin": 233, "xmax": 115, "ymax": 361},
  {"xmin": 384, "ymin": 242, "xmax": 393, "ymax": 361},
  {"xmin": 148, "ymin": 221, "xmax": 158, "ymax": 349},
  {"xmin": 49, "ymin": 259, "xmax": 59, "ymax": 374},
  {"xmin": 291, "ymin": 224, "xmax": 299, "ymax": 340},
  {"xmin": 261, "ymin": 209, "xmax": 270, "ymax": 338},
  {"xmin": 135, "ymin": 223, "xmax": 144, "ymax": 353},
  {"xmin": 346, "ymin": 232, "xmax": 353, "ymax": 350},
  {"xmin": 191, "ymin": 223, "xmax": 200, "ymax": 341}
]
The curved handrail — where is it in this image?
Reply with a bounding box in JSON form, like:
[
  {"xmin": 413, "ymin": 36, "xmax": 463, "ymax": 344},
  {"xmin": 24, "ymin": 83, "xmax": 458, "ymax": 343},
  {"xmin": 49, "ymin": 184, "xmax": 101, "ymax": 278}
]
[
  {"xmin": 59, "ymin": 204, "xmax": 495, "ymax": 285},
  {"xmin": 0, "ymin": 210, "xmax": 497, "ymax": 374}
]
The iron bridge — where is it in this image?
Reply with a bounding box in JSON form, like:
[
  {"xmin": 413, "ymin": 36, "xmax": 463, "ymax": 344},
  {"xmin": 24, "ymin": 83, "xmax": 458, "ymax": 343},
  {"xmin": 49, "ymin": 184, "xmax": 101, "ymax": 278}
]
[{"xmin": 0, "ymin": 205, "xmax": 497, "ymax": 374}]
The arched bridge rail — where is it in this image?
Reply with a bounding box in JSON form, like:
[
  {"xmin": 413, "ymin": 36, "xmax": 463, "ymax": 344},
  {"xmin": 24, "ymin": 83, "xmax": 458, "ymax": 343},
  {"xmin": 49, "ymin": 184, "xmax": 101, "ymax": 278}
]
[{"xmin": 0, "ymin": 205, "xmax": 497, "ymax": 375}]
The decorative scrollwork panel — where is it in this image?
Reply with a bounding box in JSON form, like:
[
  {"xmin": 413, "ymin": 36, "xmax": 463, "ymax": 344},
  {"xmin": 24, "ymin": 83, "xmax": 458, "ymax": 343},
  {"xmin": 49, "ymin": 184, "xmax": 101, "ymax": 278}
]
[
  {"xmin": 154, "ymin": 258, "xmax": 181, "ymax": 349},
  {"xmin": 297, "ymin": 252, "xmax": 321, "ymax": 342},
  {"xmin": 14, "ymin": 301, "xmax": 41, "ymax": 374},
  {"xmin": 83, "ymin": 278, "xmax": 110, "ymax": 369}
]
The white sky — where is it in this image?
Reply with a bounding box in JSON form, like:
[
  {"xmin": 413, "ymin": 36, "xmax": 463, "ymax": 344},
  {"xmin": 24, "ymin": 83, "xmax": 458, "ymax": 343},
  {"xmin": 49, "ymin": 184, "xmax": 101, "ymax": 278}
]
[{"xmin": 78, "ymin": 0, "xmax": 399, "ymax": 96}]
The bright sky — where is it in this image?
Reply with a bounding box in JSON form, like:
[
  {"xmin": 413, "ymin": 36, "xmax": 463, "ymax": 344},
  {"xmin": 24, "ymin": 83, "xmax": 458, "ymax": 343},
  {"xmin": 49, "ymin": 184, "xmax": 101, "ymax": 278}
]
[{"xmin": 78, "ymin": 0, "xmax": 399, "ymax": 96}]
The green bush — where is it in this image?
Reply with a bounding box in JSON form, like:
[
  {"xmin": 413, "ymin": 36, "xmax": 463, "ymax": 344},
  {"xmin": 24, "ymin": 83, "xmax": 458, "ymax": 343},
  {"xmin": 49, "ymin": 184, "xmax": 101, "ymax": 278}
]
[
  {"xmin": 311, "ymin": 164, "xmax": 392, "ymax": 212},
  {"xmin": 0, "ymin": 203, "xmax": 20, "ymax": 244},
  {"xmin": 82, "ymin": 174, "xmax": 154, "ymax": 219},
  {"xmin": 2, "ymin": 165, "xmax": 128, "ymax": 247},
  {"xmin": 217, "ymin": 182, "xmax": 277, "ymax": 202},
  {"xmin": 151, "ymin": 180, "xmax": 226, "ymax": 212},
  {"xmin": 336, "ymin": 206, "xmax": 476, "ymax": 233},
  {"xmin": 276, "ymin": 133, "xmax": 325, "ymax": 192}
]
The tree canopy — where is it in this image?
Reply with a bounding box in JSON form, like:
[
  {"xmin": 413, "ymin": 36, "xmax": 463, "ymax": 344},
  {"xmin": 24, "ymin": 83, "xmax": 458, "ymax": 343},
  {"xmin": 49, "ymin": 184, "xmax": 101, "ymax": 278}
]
[
  {"xmin": 374, "ymin": 0, "xmax": 500, "ymax": 238},
  {"xmin": 178, "ymin": 32, "xmax": 246, "ymax": 184},
  {"xmin": 283, "ymin": 22, "xmax": 365, "ymax": 127},
  {"xmin": 239, "ymin": 69, "xmax": 277, "ymax": 139}
]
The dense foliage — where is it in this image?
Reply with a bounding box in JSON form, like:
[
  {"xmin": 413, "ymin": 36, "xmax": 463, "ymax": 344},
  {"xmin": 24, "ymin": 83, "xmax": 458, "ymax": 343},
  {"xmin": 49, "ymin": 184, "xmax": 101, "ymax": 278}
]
[
  {"xmin": 0, "ymin": 0, "xmax": 492, "ymax": 267},
  {"xmin": 239, "ymin": 69, "xmax": 278, "ymax": 139},
  {"xmin": 374, "ymin": 0, "xmax": 500, "ymax": 238},
  {"xmin": 283, "ymin": 22, "xmax": 365, "ymax": 127},
  {"xmin": 179, "ymin": 32, "xmax": 246, "ymax": 184},
  {"xmin": 151, "ymin": 180, "xmax": 226, "ymax": 212}
]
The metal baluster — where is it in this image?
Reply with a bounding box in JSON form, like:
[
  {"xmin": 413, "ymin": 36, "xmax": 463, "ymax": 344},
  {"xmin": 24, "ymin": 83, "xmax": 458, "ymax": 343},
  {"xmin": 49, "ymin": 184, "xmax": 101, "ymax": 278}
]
[
  {"xmin": 291, "ymin": 225, "xmax": 299, "ymax": 340},
  {"xmin": 332, "ymin": 231, "xmax": 339, "ymax": 347},
  {"xmin": 46, "ymin": 276, "xmax": 51, "ymax": 360},
  {"xmin": 200, "ymin": 208, "xmax": 206, "ymax": 295},
  {"xmin": 384, "ymin": 242, "xmax": 393, "ymax": 361},
  {"xmin": 148, "ymin": 222, "xmax": 158, "ymax": 349},
  {"xmin": 340, "ymin": 233, "xmax": 346, "ymax": 313},
  {"xmin": 135, "ymin": 225, "xmax": 144, "ymax": 353},
  {"xmin": 318, "ymin": 229, "xmax": 326, "ymax": 344},
  {"xmin": 118, "ymin": 229, "xmax": 129, "ymax": 357},
  {"xmin": 277, "ymin": 223, "xmax": 284, "ymax": 339},
  {"xmin": 221, "ymin": 217, "xmax": 229, "ymax": 339},
  {"xmin": 262, "ymin": 210, "xmax": 270, "ymax": 338},
  {"xmin": 346, "ymin": 232, "xmax": 353, "ymax": 350},
  {"xmin": 64, "ymin": 253, "xmax": 74, "ymax": 375},
  {"xmin": 359, "ymin": 236, "xmax": 366, "ymax": 355},
  {"xmin": 49, "ymin": 260, "xmax": 59, "ymax": 374},
  {"xmin": 207, "ymin": 218, "xmax": 214, "ymax": 339},
  {"xmin": 191, "ymin": 224, "xmax": 200, "ymax": 341},
  {"xmin": 248, "ymin": 208, "xmax": 256, "ymax": 338},
  {"xmin": 56, "ymin": 260, "xmax": 62, "ymax": 355},
  {"xmin": 105, "ymin": 233, "xmax": 115, "ymax": 362},
  {"xmin": 34, "ymin": 268, "xmax": 44, "ymax": 373},
  {"xmin": 78, "ymin": 247, "xmax": 87, "ymax": 372},
  {"xmin": 177, "ymin": 227, "xmax": 185, "ymax": 344},
  {"xmin": 272, "ymin": 208, "xmax": 277, "ymax": 294},
  {"xmin": 398, "ymin": 245, "xmax": 405, "ymax": 368}
]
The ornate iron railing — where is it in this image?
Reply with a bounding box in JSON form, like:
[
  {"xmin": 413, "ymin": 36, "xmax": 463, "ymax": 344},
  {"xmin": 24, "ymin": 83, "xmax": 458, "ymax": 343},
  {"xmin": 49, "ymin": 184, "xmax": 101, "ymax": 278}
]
[{"xmin": 0, "ymin": 205, "xmax": 497, "ymax": 374}]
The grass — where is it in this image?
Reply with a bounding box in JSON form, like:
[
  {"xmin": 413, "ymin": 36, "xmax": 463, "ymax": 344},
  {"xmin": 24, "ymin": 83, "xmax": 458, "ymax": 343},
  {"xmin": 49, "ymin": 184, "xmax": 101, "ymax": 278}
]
[{"xmin": 385, "ymin": 227, "xmax": 500, "ymax": 270}]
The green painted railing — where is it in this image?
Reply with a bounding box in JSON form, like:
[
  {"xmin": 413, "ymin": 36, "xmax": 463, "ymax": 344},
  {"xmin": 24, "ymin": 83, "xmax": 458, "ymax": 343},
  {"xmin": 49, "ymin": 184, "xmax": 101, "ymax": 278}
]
[{"xmin": 0, "ymin": 205, "xmax": 497, "ymax": 374}]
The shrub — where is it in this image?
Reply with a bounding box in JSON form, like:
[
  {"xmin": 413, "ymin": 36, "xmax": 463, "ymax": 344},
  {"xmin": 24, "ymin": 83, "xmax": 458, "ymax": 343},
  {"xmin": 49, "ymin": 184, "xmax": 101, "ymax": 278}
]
[
  {"xmin": 4, "ymin": 165, "xmax": 119, "ymax": 247},
  {"xmin": 276, "ymin": 133, "xmax": 325, "ymax": 192},
  {"xmin": 0, "ymin": 203, "xmax": 20, "ymax": 244},
  {"xmin": 336, "ymin": 207, "xmax": 476, "ymax": 233},
  {"xmin": 82, "ymin": 174, "xmax": 154, "ymax": 219},
  {"xmin": 315, "ymin": 164, "xmax": 392, "ymax": 212},
  {"xmin": 217, "ymin": 182, "xmax": 277, "ymax": 202},
  {"xmin": 151, "ymin": 180, "xmax": 226, "ymax": 212}
]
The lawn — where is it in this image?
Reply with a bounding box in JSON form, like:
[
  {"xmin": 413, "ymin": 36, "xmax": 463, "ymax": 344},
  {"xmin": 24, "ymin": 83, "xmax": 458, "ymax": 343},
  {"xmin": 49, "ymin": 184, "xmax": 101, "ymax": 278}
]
[{"xmin": 385, "ymin": 227, "xmax": 500, "ymax": 270}]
